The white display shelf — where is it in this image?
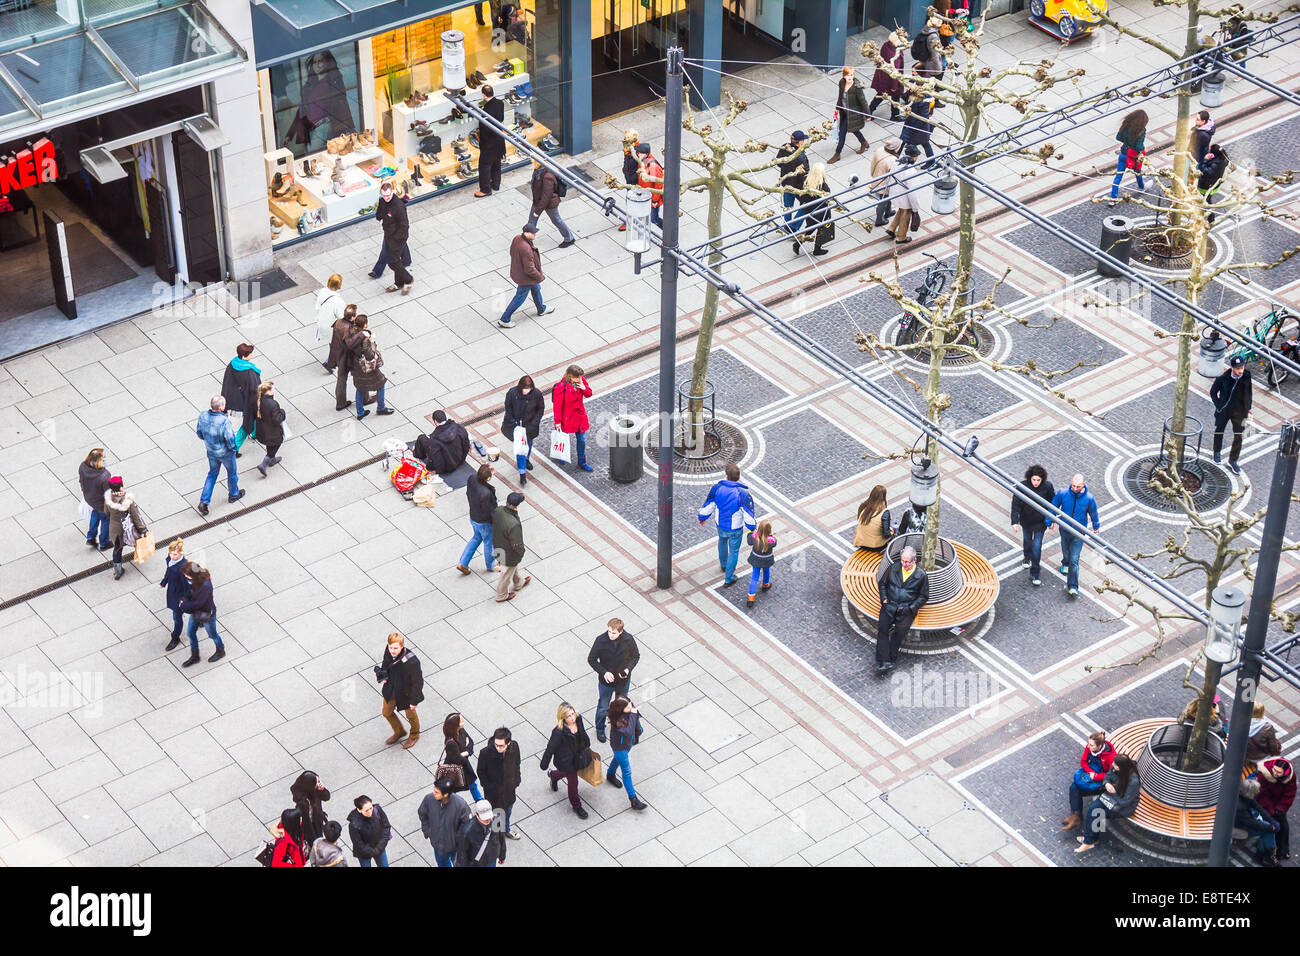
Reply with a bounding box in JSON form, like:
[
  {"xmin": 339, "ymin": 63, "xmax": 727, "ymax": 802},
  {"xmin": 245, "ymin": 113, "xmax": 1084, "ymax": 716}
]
[
  {"xmin": 389, "ymin": 70, "xmax": 532, "ymax": 161},
  {"xmin": 295, "ymin": 163, "xmax": 382, "ymax": 224}
]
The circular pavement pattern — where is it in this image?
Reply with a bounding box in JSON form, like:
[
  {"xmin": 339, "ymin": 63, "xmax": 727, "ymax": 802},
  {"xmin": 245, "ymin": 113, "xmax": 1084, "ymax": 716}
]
[
  {"xmin": 1120, "ymin": 455, "xmax": 1233, "ymax": 513},
  {"xmin": 644, "ymin": 419, "xmax": 752, "ymax": 478}
]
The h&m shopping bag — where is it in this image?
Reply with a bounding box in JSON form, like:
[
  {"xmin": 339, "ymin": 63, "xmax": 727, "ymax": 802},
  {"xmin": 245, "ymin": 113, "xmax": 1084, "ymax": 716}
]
[{"xmin": 549, "ymin": 429, "xmax": 571, "ymax": 463}]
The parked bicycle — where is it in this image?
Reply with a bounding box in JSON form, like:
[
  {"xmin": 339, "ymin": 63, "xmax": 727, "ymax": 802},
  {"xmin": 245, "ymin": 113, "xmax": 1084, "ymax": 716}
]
[
  {"xmin": 895, "ymin": 252, "xmax": 982, "ymax": 351},
  {"xmin": 1225, "ymin": 301, "xmax": 1299, "ymax": 387}
]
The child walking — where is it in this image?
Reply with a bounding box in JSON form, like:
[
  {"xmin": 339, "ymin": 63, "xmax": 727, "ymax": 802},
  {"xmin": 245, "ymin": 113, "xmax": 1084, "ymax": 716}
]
[{"xmin": 746, "ymin": 519, "xmax": 776, "ymax": 608}]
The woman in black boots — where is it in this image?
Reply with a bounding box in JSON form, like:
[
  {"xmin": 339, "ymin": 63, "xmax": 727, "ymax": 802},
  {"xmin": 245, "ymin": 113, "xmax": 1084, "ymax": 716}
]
[
  {"xmin": 252, "ymin": 381, "xmax": 287, "ymax": 478},
  {"xmin": 104, "ymin": 476, "xmax": 147, "ymax": 581},
  {"xmin": 177, "ymin": 564, "xmax": 225, "ymax": 667}
]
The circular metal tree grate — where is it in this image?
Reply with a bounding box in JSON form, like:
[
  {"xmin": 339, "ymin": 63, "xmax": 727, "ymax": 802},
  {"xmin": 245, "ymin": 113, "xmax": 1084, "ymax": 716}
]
[
  {"xmin": 897, "ymin": 321, "xmax": 997, "ymax": 368},
  {"xmin": 1131, "ymin": 226, "xmax": 1221, "ymax": 272},
  {"xmin": 1121, "ymin": 456, "xmax": 1233, "ymax": 512},
  {"xmin": 645, "ymin": 420, "xmax": 750, "ymax": 477}
]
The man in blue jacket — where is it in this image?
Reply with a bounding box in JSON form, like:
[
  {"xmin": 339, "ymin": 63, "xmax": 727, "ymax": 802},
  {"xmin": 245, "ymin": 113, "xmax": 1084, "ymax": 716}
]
[
  {"xmin": 698, "ymin": 463, "xmax": 757, "ymax": 586},
  {"xmin": 195, "ymin": 395, "xmax": 243, "ymax": 517},
  {"xmin": 1045, "ymin": 473, "xmax": 1100, "ymax": 598}
]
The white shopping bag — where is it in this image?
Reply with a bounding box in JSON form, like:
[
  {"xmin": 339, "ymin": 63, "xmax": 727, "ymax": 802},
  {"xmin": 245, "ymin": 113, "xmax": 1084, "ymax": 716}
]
[
  {"xmin": 512, "ymin": 426, "xmax": 529, "ymax": 458},
  {"xmin": 78, "ymin": 500, "xmax": 93, "ymax": 522},
  {"xmin": 550, "ymin": 429, "xmax": 571, "ymax": 463}
]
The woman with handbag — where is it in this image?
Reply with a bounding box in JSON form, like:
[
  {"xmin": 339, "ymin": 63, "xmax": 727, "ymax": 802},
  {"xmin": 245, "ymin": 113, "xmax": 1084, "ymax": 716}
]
[
  {"xmin": 606, "ymin": 696, "xmax": 648, "ymax": 811},
  {"xmin": 251, "ymin": 381, "xmax": 287, "ymax": 478},
  {"xmin": 1075, "ymin": 754, "xmax": 1139, "ymax": 853},
  {"xmin": 854, "ymin": 485, "xmax": 893, "ymax": 552},
  {"xmin": 160, "ymin": 538, "xmax": 191, "ymax": 652},
  {"xmin": 440, "ymin": 713, "xmax": 485, "ymax": 802},
  {"xmin": 1061, "ymin": 730, "xmax": 1116, "ymax": 831},
  {"xmin": 1108, "ymin": 110, "xmax": 1148, "ymax": 206},
  {"xmin": 271, "ymin": 808, "xmax": 307, "ymax": 867},
  {"xmin": 502, "ymin": 374, "xmax": 545, "ymax": 486},
  {"xmin": 378, "ymin": 632, "xmax": 424, "ymax": 748},
  {"xmin": 551, "ymin": 365, "xmax": 593, "ymax": 472},
  {"xmin": 79, "ymin": 447, "xmax": 112, "ymax": 550},
  {"xmin": 792, "ymin": 163, "xmax": 834, "ymax": 257},
  {"xmin": 104, "ymin": 476, "xmax": 147, "ymax": 581},
  {"xmin": 540, "ymin": 702, "xmax": 592, "ymax": 819},
  {"xmin": 746, "ymin": 520, "xmax": 777, "ymax": 609},
  {"xmin": 886, "ymin": 146, "xmax": 922, "ymax": 245},
  {"xmin": 345, "ymin": 315, "xmax": 395, "ymax": 420},
  {"xmin": 178, "ymin": 564, "xmax": 225, "ymax": 667}
]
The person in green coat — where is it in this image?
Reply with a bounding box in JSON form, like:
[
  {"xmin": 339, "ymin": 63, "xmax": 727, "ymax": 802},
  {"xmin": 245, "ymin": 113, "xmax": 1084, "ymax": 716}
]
[{"xmin": 491, "ymin": 492, "xmax": 531, "ymax": 602}]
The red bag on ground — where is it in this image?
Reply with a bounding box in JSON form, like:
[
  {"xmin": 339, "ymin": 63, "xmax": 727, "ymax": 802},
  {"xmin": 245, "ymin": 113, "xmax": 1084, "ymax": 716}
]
[{"xmin": 390, "ymin": 456, "xmax": 427, "ymax": 496}]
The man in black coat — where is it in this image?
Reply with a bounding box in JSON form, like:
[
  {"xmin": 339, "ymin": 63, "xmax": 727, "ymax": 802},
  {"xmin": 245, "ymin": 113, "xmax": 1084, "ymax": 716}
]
[
  {"xmin": 475, "ymin": 85, "xmax": 507, "ymax": 197},
  {"xmin": 456, "ymin": 800, "xmax": 506, "ymax": 867},
  {"xmin": 375, "ymin": 181, "xmax": 413, "ymax": 294},
  {"xmin": 775, "ymin": 130, "xmax": 810, "ymax": 234},
  {"xmin": 1210, "ymin": 355, "xmax": 1252, "ymax": 474},
  {"xmin": 379, "ymin": 633, "xmax": 424, "ymax": 749},
  {"xmin": 876, "ymin": 546, "xmax": 929, "ymax": 673},
  {"xmin": 588, "ymin": 617, "xmax": 640, "ymax": 743},
  {"xmin": 476, "ymin": 727, "xmax": 522, "ymax": 839},
  {"xmin": 414, "ymin": 409, "xmax": 470, "ymax": 474},
  {"xmin": 457, "ymin": 464, "xmax": 499, "ymax": 573}
]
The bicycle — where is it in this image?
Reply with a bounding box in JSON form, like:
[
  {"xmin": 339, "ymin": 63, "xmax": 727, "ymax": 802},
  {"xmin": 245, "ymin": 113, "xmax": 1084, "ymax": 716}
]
[
  {"xmin": 1225, "ymin": 301, "xmax": 1299, "ymax": 387},
  {"xmin": 894, "ymin": 252, "xmax": 981, "ymax": 351}
]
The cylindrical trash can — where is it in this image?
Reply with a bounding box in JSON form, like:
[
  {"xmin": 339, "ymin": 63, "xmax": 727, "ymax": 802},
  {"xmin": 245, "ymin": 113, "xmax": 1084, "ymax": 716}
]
[
  {"xmin": 608, "ymin": 415, "xmax": 644, "ymax": 483},
  {"xmin": 1098, "ymin": 216, "xmax": 1133, "ymax": 278}
]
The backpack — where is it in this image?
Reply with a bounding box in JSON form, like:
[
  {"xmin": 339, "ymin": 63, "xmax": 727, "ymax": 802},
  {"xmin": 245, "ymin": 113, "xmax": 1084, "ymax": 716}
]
[
  {"xmin": 910, "ymin": 31, "xmax": 929, "ymax": 63},
  {"xmin": 552, "ymin": 173, "xmax": 568, "ymax": 198},
  {"xmin": 358, "ymin": 344, "xmax": 383, "ymax": 375}
]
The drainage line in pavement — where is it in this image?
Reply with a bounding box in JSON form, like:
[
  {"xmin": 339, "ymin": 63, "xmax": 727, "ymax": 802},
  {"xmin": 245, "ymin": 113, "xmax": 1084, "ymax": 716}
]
[{"xmin": 0, "ymin": 94, "xmax": 1285, "ymax": 612}]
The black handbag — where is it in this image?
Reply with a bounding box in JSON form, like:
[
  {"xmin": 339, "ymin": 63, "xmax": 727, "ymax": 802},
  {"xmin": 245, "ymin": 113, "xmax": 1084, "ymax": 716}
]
[
  {"xmin": 816, "ymin": 221, "xmax": 835, "ymax": 244},
  {"xmin": 255, "ymin": 841, "xmax": 276, "ymax": 866}
]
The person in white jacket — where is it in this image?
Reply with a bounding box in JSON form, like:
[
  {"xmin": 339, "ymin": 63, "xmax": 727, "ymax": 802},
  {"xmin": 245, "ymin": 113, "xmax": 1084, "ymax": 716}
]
[
  {"xmin": 886, "ymin": 146, "xmax": 921, "ymax": 244},
  {"xmin": 314, "ymin": 273, "xmax": 345, "ymax": 344}
]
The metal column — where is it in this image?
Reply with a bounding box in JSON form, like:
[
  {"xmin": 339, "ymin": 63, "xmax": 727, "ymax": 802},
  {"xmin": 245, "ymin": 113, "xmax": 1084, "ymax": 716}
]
[{"xmin": 657, "ymin": 47, "xmax": 684, "ymax": 590}]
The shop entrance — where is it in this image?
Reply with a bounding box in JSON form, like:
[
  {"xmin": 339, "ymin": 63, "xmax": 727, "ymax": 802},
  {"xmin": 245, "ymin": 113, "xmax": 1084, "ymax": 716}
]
[
  {"xmin": 590, "ymin": 0, "xmax": 789, "ymax": 121},
  {"xmin": 0, "ymin": 130, "xmax": 190, "ymax": 329}
]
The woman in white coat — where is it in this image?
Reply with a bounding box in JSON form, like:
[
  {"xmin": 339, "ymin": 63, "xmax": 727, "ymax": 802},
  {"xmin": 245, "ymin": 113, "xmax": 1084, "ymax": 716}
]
[
  {"xmin": 886, "ymin": 146, "xmax": 921, "ymax": 245},
  {"xmin": 314, "ymin": 273, "xmax": 346, "ymax": 354}
]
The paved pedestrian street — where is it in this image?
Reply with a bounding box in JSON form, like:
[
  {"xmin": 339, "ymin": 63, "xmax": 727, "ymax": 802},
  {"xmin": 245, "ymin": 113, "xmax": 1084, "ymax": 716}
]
[{"xmin": 2, "ymin": 5, "xmax": 1300, "ymax": 869}]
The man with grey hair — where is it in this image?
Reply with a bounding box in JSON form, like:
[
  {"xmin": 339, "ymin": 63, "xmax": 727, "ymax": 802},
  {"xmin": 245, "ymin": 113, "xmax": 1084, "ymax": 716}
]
[
  {"xmin": 876, "ymin": 545, "xmax": 929, "ymax": 673},
  {"xmin": 195, "ymin": 394, "xmax": 243, "ymax": 516},
  {"xmin": 1045, "ymin": 473, "xmax": 1100, "ymax": 599}
]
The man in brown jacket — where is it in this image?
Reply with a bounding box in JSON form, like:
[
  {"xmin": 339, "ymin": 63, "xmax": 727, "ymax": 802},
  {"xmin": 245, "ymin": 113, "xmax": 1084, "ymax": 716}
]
[
  {"xmin": 525, "ymin": 159, "xmax": 577, "ymax": 247},
  {"xmin": 497, "ymin": 225, "xmax": 556, "ymax": 329},
  {"xmin": 325, "ymin": 304, "xmax": 357, "ymax": 411}
]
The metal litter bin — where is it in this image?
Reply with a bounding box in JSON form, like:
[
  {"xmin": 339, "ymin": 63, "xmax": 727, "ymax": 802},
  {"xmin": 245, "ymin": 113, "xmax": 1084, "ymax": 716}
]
[
  {"xmin": 608, "ymin": 415, "xmax": 644, "ymax": 483},
  {"xmin": 1098, "ymin": 215, "xmax": 1133, "ymax": 278}
]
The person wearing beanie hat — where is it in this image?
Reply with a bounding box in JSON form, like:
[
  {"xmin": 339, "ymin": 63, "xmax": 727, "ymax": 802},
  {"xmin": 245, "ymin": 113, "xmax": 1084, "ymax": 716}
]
[
  {"xmin": 104, "ymin": 476, "xmax": 148, "ymax": 580},
  {"xmin": 1210, "ymin": 352, "xmax": 1252, "ymax": 474},
  {"xmin": 635, "ymin": 141, "xmax": 664, "ymax": 226},
  {"xmin": 491, "ymin": 491, "xmax": 530, "ymax": 602},
  {"xmin": 498, "ymin": 223, "xmax": 553, "ymax": 329},
  {"xmin": 869, "ymin": 31, "xmax": 905, "ymax": 121},
  {"xmin": 1257, "ymin": 757, "xmax": 1296, "ymax": 860},
  {"xmin": 455, "ymin": 798, "xmax": 506, "ymax": 867},
  {"xmin": 618, "ymin": 129, "xmax": 641, "ymax": 232},
  {"xmin": 220, "ymin": 343, "xmax": 262, "ymax": 455},
  {"xmin": 868, "ymin": 138, "xmax": 904, "ymax": 227},
  {"xmin": 417, "ymin": 778, "xmax": 472, "ymax": 867},
  {"xmin": 775, "ymin": 130, "xmax": 812, "ymax": 234}
]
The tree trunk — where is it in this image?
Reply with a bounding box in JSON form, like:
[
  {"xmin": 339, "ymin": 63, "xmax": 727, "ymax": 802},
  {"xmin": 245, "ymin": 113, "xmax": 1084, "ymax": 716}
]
[
  {"xmin": 1166, "ymin": 197, "xmax": 1210, "ymax": 472},
  {"xmin": 1183, "ymin": 551, "xmax": 1228, "ymax": 772},
  {"xmin": 920, "ymin": 327, "xmax": 948, "ymax": 572},
  {"xmin": 953, "ymin": 102, "xmax": 981, "ymax": 316},
  {"xmin": 686, "ymin": 166, "xmax": 726, "ymax": 457},
  {"xmin": 1168, "ymin": 2, "xmax": 1199, "ymax": 229}
]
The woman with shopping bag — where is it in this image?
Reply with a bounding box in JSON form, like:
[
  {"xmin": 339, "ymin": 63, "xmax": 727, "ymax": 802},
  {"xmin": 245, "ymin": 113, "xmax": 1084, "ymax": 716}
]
[
  {"xmin": 550, "ymin": 364, "xmax": 593, "ymax": 472},
  {"xmin": 104, "ymin": 476, "xmax": 148, "ymax": 581},
  {"xmin": 501, "ymin": 374, "xmax": 545, "ymax": 486}
]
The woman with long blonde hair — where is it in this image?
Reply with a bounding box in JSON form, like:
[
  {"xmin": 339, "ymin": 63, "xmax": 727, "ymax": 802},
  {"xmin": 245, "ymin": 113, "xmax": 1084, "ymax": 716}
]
[
  {"xmin": 252, "ymin": 380, "xmax": 287, "ymax": 478},
  {"xmin": 793, "ymin": 162, "xmax": 835, "ymax": 257},
  {"xmin": 539, "ymin": 701, "xmax": 593, "ymax": 819}
]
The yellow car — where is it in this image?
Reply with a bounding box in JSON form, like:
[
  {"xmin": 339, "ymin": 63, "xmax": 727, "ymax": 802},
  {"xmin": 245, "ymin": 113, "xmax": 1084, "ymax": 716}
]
[{"xmin": 1029, "ymin": 0, "xmax": 1107, "ymax": 39}]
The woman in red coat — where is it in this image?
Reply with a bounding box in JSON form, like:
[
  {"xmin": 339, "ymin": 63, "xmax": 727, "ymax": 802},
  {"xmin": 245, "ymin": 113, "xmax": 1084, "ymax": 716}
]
[
  {"xmin": 551, "ymin": 364, "xmax": 593, "ymax": 472},
  {"xmin": 869, "ymin": 31, "xmax": 905, "ymax": 121},
  {"xmin": 271, "ymin": 808, "xmax": 306, "ymax": 867},
  {"xmin": 1257, "ymin": 757, "xmax": 1295, "ymax": 860}
]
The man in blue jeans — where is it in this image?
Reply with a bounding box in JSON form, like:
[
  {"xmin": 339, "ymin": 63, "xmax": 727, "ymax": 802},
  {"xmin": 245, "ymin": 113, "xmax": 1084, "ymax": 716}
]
[
  {"xmin": 195, "ymin": 395, "xmax": 244, "ymax": 517},
  {"xmin": 457, "ymin": 464, "xmax": 498, "ymax": 574},
  {"xmin": 417, "ymin": 779, "xmax": 471, "ymax": 868},
  {"xmin": 1045, "ymin": 473, "xmax": 1100, "ymax": 599},
  {"xmin": 588, "ymin": 618, "xmax": 639, "ymax": 743},
  {"xmin": 774, "ymin": 130, "xmax": 810, "ymax": 233},
  {"xmin": 698, "ymin": 463, "xmax": 757, "ymax": 586},
  {"xmin": 498, "ymin": 224, "xmax": 555, "ymax": 329}
]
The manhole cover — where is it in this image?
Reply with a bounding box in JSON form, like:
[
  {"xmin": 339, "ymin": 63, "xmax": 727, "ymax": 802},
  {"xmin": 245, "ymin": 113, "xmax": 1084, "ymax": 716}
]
[
  {"xmin": 645, "ymin": 419, "xmax": 750, "ymax": 477},
  {"xmin": 1121, "ymin": 456, "xmax": 1233, "ymax": 512},
  {"xmin": 893, "ymin": 320, "xmax": 996, "ymax": 368},
  {"xmin": 843, "ymin": 598, "xmax": 989, "ymax": 655}
]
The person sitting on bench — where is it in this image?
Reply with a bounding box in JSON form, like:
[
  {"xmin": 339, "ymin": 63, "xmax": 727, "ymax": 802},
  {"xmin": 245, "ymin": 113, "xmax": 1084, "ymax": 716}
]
[{"xmin": 413, "ymin": 410, "xmax": 471, "ymax": 475}]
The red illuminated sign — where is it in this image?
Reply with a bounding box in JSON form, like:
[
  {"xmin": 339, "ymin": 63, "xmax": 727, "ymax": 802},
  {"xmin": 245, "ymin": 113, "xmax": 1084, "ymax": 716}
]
[{"xmin": 0, "ymin": 138, "xmax": 57, "ymax": 195}]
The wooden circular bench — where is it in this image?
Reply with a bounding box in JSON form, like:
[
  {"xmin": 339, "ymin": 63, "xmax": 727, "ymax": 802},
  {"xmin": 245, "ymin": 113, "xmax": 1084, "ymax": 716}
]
[
  {"xmin": 1109, "ymin": 718, "xmax": 1252, "ymax": 841},
  {"xmin": 841, "ymin": 540, "xmax": 1000, "ymax": 630}
]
